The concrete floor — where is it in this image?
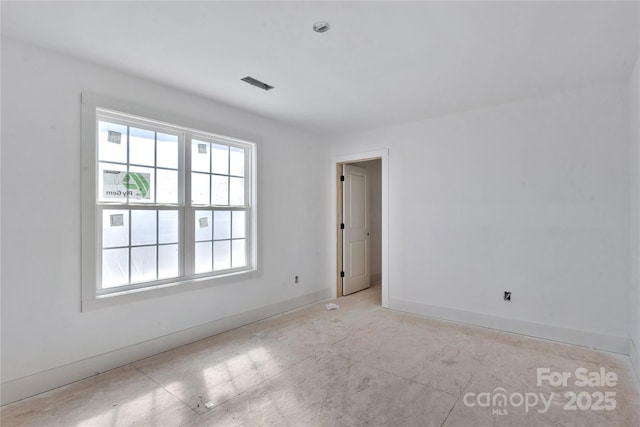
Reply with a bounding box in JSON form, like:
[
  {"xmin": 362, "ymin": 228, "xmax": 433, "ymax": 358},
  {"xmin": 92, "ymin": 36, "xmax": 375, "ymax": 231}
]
[{"xmin": 2, "ymin": 282, "xmax": 639, "ymax": 426}]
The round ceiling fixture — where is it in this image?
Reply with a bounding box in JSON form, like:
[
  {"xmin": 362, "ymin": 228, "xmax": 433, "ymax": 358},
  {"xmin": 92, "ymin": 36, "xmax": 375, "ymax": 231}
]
[{"xmin": 313, "ymin": 22, "xmax": 330, "ymax": 33}]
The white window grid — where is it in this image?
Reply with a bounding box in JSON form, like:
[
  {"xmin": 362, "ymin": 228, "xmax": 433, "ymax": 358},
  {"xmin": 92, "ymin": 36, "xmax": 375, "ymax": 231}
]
[{"xmin": 94, "ymin": 108, "xmax": 254, "ymax": 296}]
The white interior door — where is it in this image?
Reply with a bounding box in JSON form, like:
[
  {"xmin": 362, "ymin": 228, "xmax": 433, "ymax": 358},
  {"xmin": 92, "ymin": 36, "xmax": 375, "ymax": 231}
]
[{"xmin": 342, "ymin": 164, "xmax": 370, "ymax": 295}]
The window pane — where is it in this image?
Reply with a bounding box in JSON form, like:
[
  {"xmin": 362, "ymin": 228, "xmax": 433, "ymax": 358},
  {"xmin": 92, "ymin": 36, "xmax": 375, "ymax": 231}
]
[
  {"xmin": 158, "ymin": 210, "xmax": 179, "ymax": 244},
  {"xmin": 213, "ymin": 211, "xmax": 231, "ymax": 240},
  {"xmin": 102, "ymin": 248, "xmax": 129, "ymax": 288},
  {"xmin": 98, "ymin": 162, "xmax": 127, "ymax": 202},
  {"xmin": 131, "ymin": 246, "xmax": 157, "ymax": 283},
  {"xmin": 192, "ymin": 173, "xmax": 210, "ymax": 205},
  {"xmin": 229, "ymin": 177, "xmax": 245, "ymax": 206},
  {"xmin": 212, "ymin": 175, "xmax": 229, "ymax": 205},
  {"xmin": 129, "ymin": 166, "xmax": 155, "ymax": 203},
  {"xmin": 157, "ymin": 169, "xmax": 178, "ymax": 204},
  {"xmin": 229, "ymin": 146, "xmax": 245, "ymax": 177},
  {"xmin": 195, "ymin": 241, "xmax": 212, "ymax": 273},
  {"xmin": 213, "ymin": 240, "xmax": 231, "ymax": 271},
  {"xmin": 129, "ymin": 127, "xmax": 155, "ymax": 166},
  {"xmin": 157, "ymin": 133, "xmax": 178, "ymax": 169},
  {"xmin": 195, "ymin": 211, "xmax": 212, "ymax": 241},
  {"xmin": 98, "ymin": 121, "xmax": 128, "ymax": 163},
  {"xmin": 158, "ymin": 244, "xmax": 179, "ymax": 279},
  {"xmin": 131, "ymin": 210, "xmax": 156, "ymax": 246},
  {"xmin": 232, "ymin": 239, "xmax": 247, "ymax": 268},
  {"xmin": 211, "ymin": 143, "xmax": 229, "ymax": 175},
  {"xmin": 192, "ymin": 140, "xmax": 210, "ymax": 173},
  {"xmin": 103, "ymin": 210, "xmax": 129, "ymax": 248},
  {"xmin": 232, "ymin": 211, "xmax": 246, "ymax": 239}
]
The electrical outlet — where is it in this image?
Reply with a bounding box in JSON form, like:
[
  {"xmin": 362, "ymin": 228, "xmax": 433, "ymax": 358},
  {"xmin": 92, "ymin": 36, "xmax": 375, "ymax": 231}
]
[
  {"xmin": 504, "ymin": 291, "xmax": 511, "ymax": 302},
  {"xmin": 295, "ymin": 275, "xmax": 299, "ymax": 284}
]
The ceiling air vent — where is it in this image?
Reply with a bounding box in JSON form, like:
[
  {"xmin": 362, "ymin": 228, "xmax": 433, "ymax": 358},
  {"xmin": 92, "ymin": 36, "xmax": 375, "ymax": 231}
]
[{"xmin": 241, "ymin": 76, "xmax": 274, "ymax": 91}]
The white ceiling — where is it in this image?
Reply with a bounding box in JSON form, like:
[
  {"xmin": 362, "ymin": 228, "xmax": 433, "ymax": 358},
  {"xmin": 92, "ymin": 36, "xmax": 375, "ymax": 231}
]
[{"xmin": 2, "ymin": 1, "xmax": 639, "ymax": 136}]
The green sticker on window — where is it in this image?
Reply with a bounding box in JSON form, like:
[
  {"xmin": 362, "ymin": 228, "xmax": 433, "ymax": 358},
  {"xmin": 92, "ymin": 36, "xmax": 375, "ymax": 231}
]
[
  {"xmin": 103, "ymin": 170, "xmax": 151, "ymax": 199},
  {"xmin": 123, "ymin": 172, "xmax": 150, "ymax": 198}
]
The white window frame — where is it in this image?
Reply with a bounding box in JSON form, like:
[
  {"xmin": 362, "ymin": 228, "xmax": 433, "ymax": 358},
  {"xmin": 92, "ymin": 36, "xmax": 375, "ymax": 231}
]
[{"xmin": 81, "ymin": 93, "xmax": 257, "ymax": 310}]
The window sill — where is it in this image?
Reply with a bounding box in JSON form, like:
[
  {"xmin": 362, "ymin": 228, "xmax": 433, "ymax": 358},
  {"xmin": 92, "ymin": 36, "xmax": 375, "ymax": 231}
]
[{"xmin": 81, "ymin": 268, "xmax": 259, "ymax": 312}]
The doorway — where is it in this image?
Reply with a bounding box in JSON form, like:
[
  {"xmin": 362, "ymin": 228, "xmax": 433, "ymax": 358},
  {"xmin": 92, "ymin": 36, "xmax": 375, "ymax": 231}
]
[{"xmin": 333, "ymin": 149, "xmax": 388, "ymax": 307}]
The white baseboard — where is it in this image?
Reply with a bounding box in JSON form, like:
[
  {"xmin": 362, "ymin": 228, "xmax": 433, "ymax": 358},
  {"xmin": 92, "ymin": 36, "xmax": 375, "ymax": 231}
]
[
  {"xmin": 389, "ymin": 298, "xmax": 629, "ymax": 355},
  {"xmin": 1, "ymin": 288, "xmax": 331, "ymax": 406},
  {"xmin": 631, "ymin": 339, "xmax": 640, "ymax": 383}
]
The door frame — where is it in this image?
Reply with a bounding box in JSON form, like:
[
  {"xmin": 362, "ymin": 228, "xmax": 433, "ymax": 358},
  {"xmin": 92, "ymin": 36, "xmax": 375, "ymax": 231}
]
[{"xmin": 332, "ymin": 149, "xmax": 389, "ymax": 308}]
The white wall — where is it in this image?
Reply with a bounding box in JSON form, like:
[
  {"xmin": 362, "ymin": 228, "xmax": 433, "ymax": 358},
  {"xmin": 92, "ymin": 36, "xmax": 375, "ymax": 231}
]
[
  {"xmin": 330, "ymin": 81, "xmax": 631, "ymax": 353},
  {"xmin": 0, "ymin": 38, "xmax": 331, "ymax": 404},
  {"xmin": 630, "ymin": 53, "xmax": 640, "ymax": 379}
]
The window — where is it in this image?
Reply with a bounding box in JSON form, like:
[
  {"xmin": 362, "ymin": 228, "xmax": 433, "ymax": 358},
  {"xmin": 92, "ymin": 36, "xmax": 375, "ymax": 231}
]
[{"xmin": 82, "ymin": 94, "xmax": 256, "ymax": 307}]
